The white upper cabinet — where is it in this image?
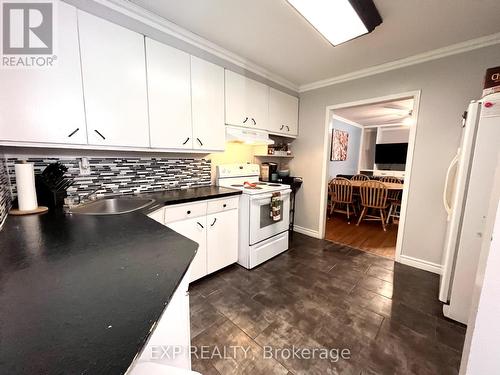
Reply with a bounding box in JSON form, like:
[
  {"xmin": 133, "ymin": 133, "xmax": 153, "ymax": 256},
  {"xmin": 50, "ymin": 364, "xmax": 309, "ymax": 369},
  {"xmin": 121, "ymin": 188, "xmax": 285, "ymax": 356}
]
[
  {"xmin": 146, "ymin": 38, "xmax": 192, "ymax": 149},
  {"xmin": 225, "ymin": 70, "xmax": 269, "ymax": 130},
  {"xmin": 78, "ymin": 10, "xmax": 149, "ymax": 147},
  {"xmin": 191, "ymin": 56, "xmax": 225, "ymax": 151},
  {"xmin": 0, "ymin": 2, "xmax": 87, "ymax": 145},
  {"xmin": 269, "ymin": 88, "xmax": 299, "ymax": 136}
]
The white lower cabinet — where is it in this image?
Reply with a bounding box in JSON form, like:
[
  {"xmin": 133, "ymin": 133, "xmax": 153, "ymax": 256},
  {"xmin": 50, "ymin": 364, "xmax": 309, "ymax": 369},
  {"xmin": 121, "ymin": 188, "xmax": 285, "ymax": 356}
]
[
  {"xmin": 207, "ymin": 209, "xmax": 239, "ymax": 274},
  {"xmin": 129, "ymin": 269, "xmax": 191, "ymax": 373},
  {"xmin": 167, "ymin": 217, "xmax": 207, "ymax": 282},
  {"xmin": 150, "ymin": 197, "xmax": 239, "ymax": 283}
]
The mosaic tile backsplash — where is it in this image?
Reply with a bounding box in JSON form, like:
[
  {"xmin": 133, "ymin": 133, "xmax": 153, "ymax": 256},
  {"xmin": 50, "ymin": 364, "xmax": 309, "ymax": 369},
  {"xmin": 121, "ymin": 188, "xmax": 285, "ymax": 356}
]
[
  {"xmin": 0, "ymin": 157, "xmax": 12, "ymax": 225},
  {"xmin": 6, "ymin": 157, "xmax": 212, "ymax": 201}
]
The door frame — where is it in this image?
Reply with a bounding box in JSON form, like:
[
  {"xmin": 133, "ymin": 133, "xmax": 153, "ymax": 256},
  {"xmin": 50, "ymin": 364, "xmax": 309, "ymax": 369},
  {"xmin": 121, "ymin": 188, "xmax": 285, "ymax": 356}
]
[{"xmin": 319, "ymin": 90, "xmax": 421, "ymax": 262}]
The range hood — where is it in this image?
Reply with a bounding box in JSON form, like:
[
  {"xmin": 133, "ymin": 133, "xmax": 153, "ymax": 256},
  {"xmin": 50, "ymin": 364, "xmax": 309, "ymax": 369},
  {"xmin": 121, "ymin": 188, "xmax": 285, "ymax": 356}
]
[{"xmin": 225, "ymin": 126, "xmax": 274, "ymax": 145}]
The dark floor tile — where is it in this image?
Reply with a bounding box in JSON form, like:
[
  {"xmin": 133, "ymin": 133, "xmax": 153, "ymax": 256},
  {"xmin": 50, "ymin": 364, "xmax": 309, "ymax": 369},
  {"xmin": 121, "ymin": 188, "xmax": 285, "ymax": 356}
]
[
  {"xmin": 329, "ymin": 263, "xmax": 367, "ymax": 284},
  {"xmin": 219, "ymin": 264, "xmax": 274, "ymax": 297},
  {"xmin": 192, "ymin": 319, "xmax": 289, "ymax": 375},
  {"xmin": 363, "ymin": 319, "xmax": 461, "ymax": 375},
  {"xmin": 252, "ymin": 285, "xmax": 331, "ymax": 335},
  {"xmin": 393, "ymin": 286, "xmax": 444, "ymax": 318},
  {"xmin": 436, "ymin": 318, "xmax": 467, "ymax": 352},
  {"xmin": 358, "ymin": 275, "xmax": 394, "ymax": 298},
  {"xmin": 191, "ymin": 355, "xmax": 221, "ymax": 375},
  {"xmin": 189, "ymin": 290, "xmax": 206, "ymax": 314},
  {"xmin": 206, "ymin": 285, "xmax": 273, "ymax": 338},
  {"xmin": 190, "ymin": 273, "xmax": 229, "ymax": 298},
  {"xmin": 255, "ymin": 319, "xmax": 360, "ymax": 375},
  {"xmin": 348, "ymin": 286, "xmax": 394, "ymax": 317},
  {"xmin": 366, "ymin": 265, "xmax": 394, "ymax": 283},
  {"xmin": 190, "ymin": 303, "xmax": 226, "ymax": 339},
  {"xmin": 189, "ymin": 233, "xmax": 463, "ymax": 375},
  {"xmin": 388, "ymin": 302, "xmax": 437, "ymax": 339}
]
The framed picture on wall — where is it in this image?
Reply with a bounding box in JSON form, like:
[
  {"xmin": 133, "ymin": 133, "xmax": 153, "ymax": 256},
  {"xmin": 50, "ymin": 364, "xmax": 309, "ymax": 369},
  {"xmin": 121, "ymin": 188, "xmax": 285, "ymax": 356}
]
[{"xmin": 331, "ymin": 129, "xmax": 349, "ymax": 161}]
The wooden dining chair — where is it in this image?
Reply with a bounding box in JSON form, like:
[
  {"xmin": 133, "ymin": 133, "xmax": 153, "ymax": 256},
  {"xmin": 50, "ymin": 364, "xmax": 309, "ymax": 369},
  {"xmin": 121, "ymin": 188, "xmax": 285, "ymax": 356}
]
[
  {"xmin": 329, "ymin": 177, "xmax": 356, "ymax": 223},
  {"xmin": 351, "ymin": 174, "xmax": 370, "ymax": 181},
  {"xmin": 380, "ymin": 176, "xmax": 403, "ymax": 224},
  {"xmin": 356, "ymin": 180, "xmax": 389, "ymax": 231},
  {"xmin": 350, "ymin": 174, "xmax": 369, "ymax": 211}
]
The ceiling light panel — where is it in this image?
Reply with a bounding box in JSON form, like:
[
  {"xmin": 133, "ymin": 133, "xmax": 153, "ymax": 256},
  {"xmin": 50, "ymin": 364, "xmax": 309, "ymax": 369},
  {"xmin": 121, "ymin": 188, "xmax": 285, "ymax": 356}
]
[{"xmin": 287, "ymin": 0, "xmax": 380, "ymax": 46}]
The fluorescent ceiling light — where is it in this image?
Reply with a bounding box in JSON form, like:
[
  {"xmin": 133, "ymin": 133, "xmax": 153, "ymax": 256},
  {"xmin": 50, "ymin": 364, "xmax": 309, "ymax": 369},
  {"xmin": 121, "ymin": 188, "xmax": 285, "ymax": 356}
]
[{"xmin": 287, "ymin": 0, "xmax": 382, "ymax": 46}]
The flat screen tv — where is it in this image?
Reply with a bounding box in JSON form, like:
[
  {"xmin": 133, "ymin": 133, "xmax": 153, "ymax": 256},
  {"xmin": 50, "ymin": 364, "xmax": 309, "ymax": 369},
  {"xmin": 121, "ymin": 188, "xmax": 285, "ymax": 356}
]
[{"xmin": 375, "ymin": 143, "xmax": 408, "ymax": 164}]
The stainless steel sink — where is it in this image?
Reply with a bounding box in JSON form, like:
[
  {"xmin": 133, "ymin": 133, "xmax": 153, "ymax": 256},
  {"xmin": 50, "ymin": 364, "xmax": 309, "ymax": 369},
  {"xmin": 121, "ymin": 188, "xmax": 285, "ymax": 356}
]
[{"xmin": 69, "ymin": 197, "xmax": 155, "ymax": 215}]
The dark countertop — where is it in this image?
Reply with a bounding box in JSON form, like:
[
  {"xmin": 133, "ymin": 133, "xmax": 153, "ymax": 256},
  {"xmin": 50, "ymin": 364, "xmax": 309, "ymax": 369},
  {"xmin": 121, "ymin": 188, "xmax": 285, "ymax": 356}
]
[{"xmin": 0, "ymin": 186, "xmax": 241, "ymax": 375}]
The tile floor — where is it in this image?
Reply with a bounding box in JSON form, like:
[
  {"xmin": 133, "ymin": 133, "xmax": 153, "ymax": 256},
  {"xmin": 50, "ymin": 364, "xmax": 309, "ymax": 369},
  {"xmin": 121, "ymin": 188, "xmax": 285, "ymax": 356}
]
[{"xmin": 189, "ymin": 233, "xmax": 466, "ymax": 375}]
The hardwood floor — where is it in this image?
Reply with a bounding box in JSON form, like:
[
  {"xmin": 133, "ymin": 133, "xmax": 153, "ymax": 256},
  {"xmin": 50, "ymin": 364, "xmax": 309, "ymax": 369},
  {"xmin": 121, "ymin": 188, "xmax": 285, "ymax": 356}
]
[
  {"xmin": 189, "ymin": 233, "xmax": 466, "ymax": 374},
  {"xmin": 325, "ymin": 215, "xmax": 398, "ymax": 259}
]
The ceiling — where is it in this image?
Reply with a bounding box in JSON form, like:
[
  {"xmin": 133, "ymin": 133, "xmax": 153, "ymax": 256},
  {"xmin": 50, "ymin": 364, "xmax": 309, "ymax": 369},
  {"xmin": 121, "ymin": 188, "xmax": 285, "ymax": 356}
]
[
  {"xmin": 334, "ymin": 98, "xmax": 414, "ymax": 127},
  {"xmin": 129, "ymin": 0, "xmax": 500, "ymax": 87}
]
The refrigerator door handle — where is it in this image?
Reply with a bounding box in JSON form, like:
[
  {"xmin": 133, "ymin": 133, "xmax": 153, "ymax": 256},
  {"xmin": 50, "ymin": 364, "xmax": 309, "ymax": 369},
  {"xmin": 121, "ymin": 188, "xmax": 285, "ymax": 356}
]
[{"xmin": 443, "ymin": 149, "xmax": 461, "ymax": 219}]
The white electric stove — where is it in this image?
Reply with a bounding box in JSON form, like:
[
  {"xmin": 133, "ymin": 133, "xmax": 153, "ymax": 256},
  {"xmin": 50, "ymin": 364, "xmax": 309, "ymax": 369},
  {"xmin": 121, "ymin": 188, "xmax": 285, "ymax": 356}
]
[{"xmin": 216, "ymin": 164, "xmax": 291, "ymax": 269}]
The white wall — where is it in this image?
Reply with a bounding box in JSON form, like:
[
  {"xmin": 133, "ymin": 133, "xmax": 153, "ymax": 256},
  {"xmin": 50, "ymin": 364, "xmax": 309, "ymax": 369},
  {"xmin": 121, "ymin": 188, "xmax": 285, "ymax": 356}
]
[{"xmin": 291, "ymin": 44, "xmax": 500, "ymax": 265}]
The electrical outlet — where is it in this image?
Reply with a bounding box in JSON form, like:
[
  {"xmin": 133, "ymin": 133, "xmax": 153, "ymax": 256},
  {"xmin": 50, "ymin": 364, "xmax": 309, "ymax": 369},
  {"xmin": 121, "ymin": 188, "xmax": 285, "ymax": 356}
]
[{"xmin": 79, "ymin": 157, "xmax": 91, "ymax": 176}]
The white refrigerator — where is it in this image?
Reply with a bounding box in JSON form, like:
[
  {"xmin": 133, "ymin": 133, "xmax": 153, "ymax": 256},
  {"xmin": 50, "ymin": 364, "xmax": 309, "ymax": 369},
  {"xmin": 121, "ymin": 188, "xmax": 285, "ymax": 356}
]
[{"xmin": 440, "ymin": 92, "xmax": 500, "ymax": 324}]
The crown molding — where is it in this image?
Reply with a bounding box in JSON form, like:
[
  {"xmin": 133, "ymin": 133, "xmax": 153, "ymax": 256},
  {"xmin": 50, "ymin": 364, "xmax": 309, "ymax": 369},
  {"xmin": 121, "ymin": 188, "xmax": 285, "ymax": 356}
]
[
  {"xmin": 87, "ymin": 0, "xmax": 299, "ymax": 92},
  {"xmin": 299, "ymin": 32, "xmax": 500, "ymax": 92},
  {"xmin": 330, "ymin": 114, "xmax": 364, "ymax": 129}
]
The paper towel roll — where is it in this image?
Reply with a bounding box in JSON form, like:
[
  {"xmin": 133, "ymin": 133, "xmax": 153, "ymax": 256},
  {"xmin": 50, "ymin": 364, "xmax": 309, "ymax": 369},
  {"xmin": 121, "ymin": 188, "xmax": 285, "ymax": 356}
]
[{"xmin": 15, "ymin": 163, "xmax": 38, "ymax": 211}]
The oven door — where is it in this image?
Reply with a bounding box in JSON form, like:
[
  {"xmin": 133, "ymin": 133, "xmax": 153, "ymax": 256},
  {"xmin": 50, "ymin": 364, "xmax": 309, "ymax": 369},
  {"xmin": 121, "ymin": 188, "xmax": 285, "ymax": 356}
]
[{"xmin": 249, "ymin": 189, "xmax": 291, "ymax": 245}]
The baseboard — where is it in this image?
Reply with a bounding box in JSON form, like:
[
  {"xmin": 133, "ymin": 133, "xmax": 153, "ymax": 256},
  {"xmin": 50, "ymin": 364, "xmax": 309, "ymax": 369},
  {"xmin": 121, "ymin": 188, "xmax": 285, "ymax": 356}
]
[
  {"xmin": 293, "ymin": 225, "xmax": 322, "ymax": 239},
  {"xmin": 398, "ymin": 255, "xmax": 442, "ymax": 275}
]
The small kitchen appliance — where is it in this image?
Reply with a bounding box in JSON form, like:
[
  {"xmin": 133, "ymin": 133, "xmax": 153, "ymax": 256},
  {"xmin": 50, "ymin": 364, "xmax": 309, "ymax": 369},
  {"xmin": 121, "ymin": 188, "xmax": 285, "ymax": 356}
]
[
  {"xmin": 268, "ymin": 162, "xmax": 278, "ymax": 182},
  {"xmin": 216, "ymin": 164, "xmax": 292, "ymax": 269}
]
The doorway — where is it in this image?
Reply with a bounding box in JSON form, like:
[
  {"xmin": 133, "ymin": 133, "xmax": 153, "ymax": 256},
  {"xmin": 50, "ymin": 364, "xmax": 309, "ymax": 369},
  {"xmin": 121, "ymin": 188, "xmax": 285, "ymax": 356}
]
[{"xmin": 319, "ymin": 91, "xmax": 421, "ymax": 260}]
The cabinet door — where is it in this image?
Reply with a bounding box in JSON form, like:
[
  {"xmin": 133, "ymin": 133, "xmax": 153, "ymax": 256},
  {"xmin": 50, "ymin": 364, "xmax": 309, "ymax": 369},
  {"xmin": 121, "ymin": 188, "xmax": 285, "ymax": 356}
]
[
  {"xmin": 167, "ymin": 217, "xmax": 207, "ymax": 282},
  {"xmin": 225, "ymin": 70, "xmax": 269, "ymax": 130},
  {"xmin": 269, "ymin": 88, "xmax": 299, "ymax": 136},
  {"xmin": 206, "ymin": 209, "xmax": 238, "ymax": 274},
  {"xmin": 78, "ymin": 10, "xmax": 149, "ymax": 147},
  {"xmin": 146, "ymin": 38, "xmax": 193, "ymax": 149},
  {"xmin": 191, "ymin": 56, "xmax": 225, "ymax": 151},
  {"xmin": 0, "ymin": 2, "xmax": 87, "ymax": 145}
]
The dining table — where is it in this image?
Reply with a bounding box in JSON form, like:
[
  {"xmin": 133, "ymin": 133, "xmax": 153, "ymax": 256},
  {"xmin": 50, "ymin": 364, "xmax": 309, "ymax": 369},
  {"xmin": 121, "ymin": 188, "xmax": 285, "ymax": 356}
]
[{"xmin": 349, "ymin": 180, "xmax": 404, "ymax": 190}]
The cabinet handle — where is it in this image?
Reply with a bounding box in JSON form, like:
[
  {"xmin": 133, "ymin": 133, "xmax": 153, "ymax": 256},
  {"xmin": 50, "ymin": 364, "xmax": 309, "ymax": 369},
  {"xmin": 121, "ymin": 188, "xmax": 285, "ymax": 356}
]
[
  {"xmin": 252, "ymin": 118, "xmax": 257, "ymax": 125},
  {"xmin": 280, "ymin": 125, "xmax": 285, "ymax": 131},
  {"xmin": 210, "ymin": 218, "xmax": 217, "ymax": 227},
  {"xmin": 196, "ymin": 138, "xmax": 203, "ymax": 146},
  {"xmin": 187, "ymin": 210, "xmax": 191, "ymax": 215},
  {"xmin": 182, "ymin": 137, "xmax": 190, "ymax": 145},
  {"xmin": 286, "ymin": 125, "xmax": 290, "ymax": 132},
  {"xmin": 197, "ymin": 222, "xmax": 204, "ymax": 229},
  {"xmin": 68, "ymin": 128, "xmax": 80, "ymax": 138},
  {"xmin": 243, "ymin": 117, "xmax": 248, "ymax": 124},
  {"xmin": 94, "ymin": 129, "xmax": 106, "ymax": 140},
  {"xmin": 223, "ymin": 204, "xmax": 227, "ymax": 208}
]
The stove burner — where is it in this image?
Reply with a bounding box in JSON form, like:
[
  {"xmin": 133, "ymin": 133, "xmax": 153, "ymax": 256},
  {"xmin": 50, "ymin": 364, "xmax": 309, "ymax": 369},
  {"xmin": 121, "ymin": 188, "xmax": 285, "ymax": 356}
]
[
  {"xmin": 230, "ymin": 184, "xmax": 244, "ymax": 187},
  {"xmin": 254, "ymin": 182, "xmax": 267, "ymax": 185},
  {"xmin": 244, "ymin": 186, "xmax": 262, "ymax": 190},
  {"xmin": 267, "ymin": 183, "xmax": 281, "ymax": 186}
]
